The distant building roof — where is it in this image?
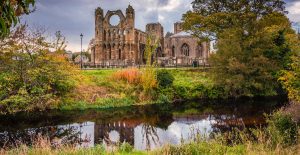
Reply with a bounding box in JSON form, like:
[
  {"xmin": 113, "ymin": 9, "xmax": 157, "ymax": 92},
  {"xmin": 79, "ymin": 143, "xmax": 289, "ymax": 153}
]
[
  {"xmin": 170, "ymin": 31, "xmax": 192, "ymax": 38},
  {"xmin": 165, "ymin": 32, "xmax": 174, "ymax": 38}
]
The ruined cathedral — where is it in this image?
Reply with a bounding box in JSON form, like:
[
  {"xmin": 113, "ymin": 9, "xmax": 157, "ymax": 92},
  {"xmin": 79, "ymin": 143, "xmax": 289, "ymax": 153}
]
[{"xmin": 90, "ymin": 5, "xmax": 211, "ymax": 66}]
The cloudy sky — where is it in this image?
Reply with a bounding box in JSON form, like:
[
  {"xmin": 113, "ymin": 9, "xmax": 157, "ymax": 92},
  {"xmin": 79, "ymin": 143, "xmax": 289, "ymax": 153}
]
[{"xmin": 21, "ymin": 0, "xmax": 300, "ymax": 52}]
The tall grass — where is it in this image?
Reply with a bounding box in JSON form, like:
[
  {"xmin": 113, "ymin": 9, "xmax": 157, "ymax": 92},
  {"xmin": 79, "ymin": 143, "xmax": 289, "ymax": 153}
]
[
  {"xmin": 112, "ymin": 68, "xmax": 141, "ymax": 84},
  {"xmin": 1, "ymin": 127, "xmax": 299, "ymax": 155},
  {"xmin": 0, "ymin": 136, "xmax": 145, "ymax": 155}
]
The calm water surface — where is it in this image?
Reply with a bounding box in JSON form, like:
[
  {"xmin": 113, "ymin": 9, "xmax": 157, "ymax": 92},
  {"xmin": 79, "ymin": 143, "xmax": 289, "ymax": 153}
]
[{"xmin": 0, "ymin": 98, "xmax": 286, "ymax": 150}]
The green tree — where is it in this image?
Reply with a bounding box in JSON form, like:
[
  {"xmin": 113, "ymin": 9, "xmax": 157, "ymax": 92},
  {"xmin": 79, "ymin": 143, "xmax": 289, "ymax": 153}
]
[
  {"xmin": 0, "ymin": 0, "xmax": 35, "ymax": 38},
  {"xmin": 183, "ymin": 0, "xmax": 297, "ymax": 97}
]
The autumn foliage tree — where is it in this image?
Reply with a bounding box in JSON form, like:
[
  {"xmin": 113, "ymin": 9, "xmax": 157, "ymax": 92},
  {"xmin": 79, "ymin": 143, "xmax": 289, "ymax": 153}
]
[
  {"xmin": 0, "ymin": 25, "xmax": 78, "ymax": 113},
  {"xmin": 183, "ymin": 0, "xmax": 299, "ymax": 97}
]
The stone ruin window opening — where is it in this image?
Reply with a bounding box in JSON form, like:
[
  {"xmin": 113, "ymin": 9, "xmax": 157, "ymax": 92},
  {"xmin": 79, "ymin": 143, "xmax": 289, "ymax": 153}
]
[
  {"xmin": 199, "ymin": 45, "xmax": 203, "ymax": 57},
  {"xmin": 181, "ymin": 43, "xmax": 190, "ymax": 56},
  {"xmin": 103, "ymin": 30, "xmax": 106, "ymax": 41},
  {"xmin": 172, "ymin": 46, "xmax": 175, "ymax": 57},
  {"xmin": 107, "ymin": 44, "xmax": 111, "ymax": 60},
  {"xmin": 109, "ymin": 14, "xmax": 121, "ymax": 26}
]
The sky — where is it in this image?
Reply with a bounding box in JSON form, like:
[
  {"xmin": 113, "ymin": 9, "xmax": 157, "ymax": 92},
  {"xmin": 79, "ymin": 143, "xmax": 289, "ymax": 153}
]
[{"xmin": 21, "ymin": 0, "xmax": 300, "ymax": 52}]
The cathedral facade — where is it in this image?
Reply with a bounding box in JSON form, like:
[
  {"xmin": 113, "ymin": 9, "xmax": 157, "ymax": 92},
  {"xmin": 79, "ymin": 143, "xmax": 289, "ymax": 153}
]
[{"xmin": 90, "ymin": 5, "xmax": 210, "ymax": 66}]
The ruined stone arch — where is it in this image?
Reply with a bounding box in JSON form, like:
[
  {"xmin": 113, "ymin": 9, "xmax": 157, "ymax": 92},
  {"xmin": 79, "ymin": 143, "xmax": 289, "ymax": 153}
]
[
  {"xmin": 181, "ymin": 43, "xmax": 190, "ymax": 56},
  {"xmin": 104, "ymin": 10, "xmax": 126, "ymax": 27}
]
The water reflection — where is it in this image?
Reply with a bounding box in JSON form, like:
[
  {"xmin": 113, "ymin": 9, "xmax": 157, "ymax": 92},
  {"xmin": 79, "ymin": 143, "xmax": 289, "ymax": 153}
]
[{"xmin": 0, "ymin": 98, "xmax": 286, "ymax": 150}]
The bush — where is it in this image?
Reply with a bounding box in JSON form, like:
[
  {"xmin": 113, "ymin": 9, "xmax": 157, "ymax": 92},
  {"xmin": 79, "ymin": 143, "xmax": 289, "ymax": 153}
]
[
  {"xmin": 267, "ymin": 111, "xmax": 298, "ymax": 147},
  {"xmin": 157, "ymin": 69, "xmax": 174, "ymax": 88},
  {"xmin": 174, "ymin": 85, "xmax": 189, "ymax": 99}
]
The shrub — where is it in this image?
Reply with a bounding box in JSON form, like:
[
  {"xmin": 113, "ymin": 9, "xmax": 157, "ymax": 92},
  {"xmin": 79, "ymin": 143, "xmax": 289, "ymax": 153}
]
[
  {"xmin": 157, "ymin": 69, "xmax": 174, "ymax": 88},
  {"xmin": 267, "ymin": 111, "xmax": 298, "ymax": 147},
  {"xmin": 205, "ymin": 86, "xmax": 225, "ymax": 99},
  {"xmin": 174, "ymin": 85, "xmax": 189, "ymax": 99}
]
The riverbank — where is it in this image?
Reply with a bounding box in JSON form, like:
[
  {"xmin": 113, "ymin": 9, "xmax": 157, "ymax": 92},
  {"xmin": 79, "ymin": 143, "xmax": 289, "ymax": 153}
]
[
  {"xmin": 58, "ymin": 68, "xmax": 220, "ymax": 111},
  {"xmin": 0, "ymin": 67, "xmax": 289, "ymax": 114}
]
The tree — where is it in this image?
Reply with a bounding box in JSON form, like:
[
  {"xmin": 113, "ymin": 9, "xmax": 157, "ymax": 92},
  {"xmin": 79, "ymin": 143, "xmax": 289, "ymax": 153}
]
[
  {"xmin": 0, "ymin": 25, "xmax": 78, "ymax": 114},
  {"xmin": 53, "ymin": 31, "xmax": 67, "ymax": 53},
  {"xmin": 0, "ymin": 0, "xmax": 35, "ymax": 38},
  {"xmin": 183, "ymin": 0, "xmax": 297, "ymax": 97},
  {"xmin": 183, "ymin": 0, "xmax": 286, "ymax": 40}
]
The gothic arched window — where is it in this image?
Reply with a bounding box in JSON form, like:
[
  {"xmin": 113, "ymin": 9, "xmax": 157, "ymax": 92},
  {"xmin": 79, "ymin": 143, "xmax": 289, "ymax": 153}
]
[
  {"xmin": 172, "ymin": 46, "xmax": 175, "ymax": 57},
  {"xmin": 199, "ymin": 45, "xmax": 203, "ymax": 57},
  {"xmin": 181, "ymin": 43, "xmax": 189, "ymax": 56},
  {"xmin": 103, "ymin": 30, "xmax": 106, "ymax": 41},
  {"xmin": 108, "ymin": 44, "xmax": 111, "ymax": 60},
  {"xmin": 118, "ymin": 49, "xmax": 121, "ymax": 59}
]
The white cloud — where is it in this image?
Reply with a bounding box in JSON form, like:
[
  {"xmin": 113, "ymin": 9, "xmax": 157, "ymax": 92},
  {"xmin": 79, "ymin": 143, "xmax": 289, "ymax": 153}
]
[
  {"xmin": 158, "ymin": 14, "xmax": 165, "ymax": 22},
  {"xmin": 286, "ymin": 1, "xmax": 300, "ymax": 22},
  {"xmin": 287, "ymin": 1, "xmax": 300, "ymax": 14},
  {"xmin": 158, "ymin": 0, "xmax": 181, "ymax": 12}
]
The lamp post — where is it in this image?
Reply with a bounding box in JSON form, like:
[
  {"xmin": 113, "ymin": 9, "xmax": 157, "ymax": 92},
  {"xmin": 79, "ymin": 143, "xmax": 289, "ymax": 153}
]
[{"xmin": 80, "ymin": 33, "xmax": 83, "ymax": 69}]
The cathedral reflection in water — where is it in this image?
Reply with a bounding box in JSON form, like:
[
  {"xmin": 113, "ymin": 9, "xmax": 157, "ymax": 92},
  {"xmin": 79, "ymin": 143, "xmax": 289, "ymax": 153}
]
[{"xmin": 74, "ymin": 114, "xmax": 251, "ymax": 150}]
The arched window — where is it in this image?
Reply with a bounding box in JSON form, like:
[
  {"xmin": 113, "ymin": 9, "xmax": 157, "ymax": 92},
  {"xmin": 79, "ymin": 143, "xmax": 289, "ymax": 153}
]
[
  {"xmin": 103, "ymin": 30, "xmax": 106, "ymax": 41},
  {"xmin": 157, "ymin": 47, "xmax": 162, "ymax": 57},
  {"xmin": 108, "ymin": 44, "xmax": 111, "ymax": 60},
  {"xmin": 172, "ymin": 46, "xmax": 175, "ymax": 57},
  {"xmin": 118, "ymin": 49, "xmax": 121, "ymax": 59},
  {"xmin": 199, "ymin": 45, "xmax": 203, "ymax": 57},
  {"xmin": 108, "ymin": 30, "xmax": 111, "ymax": 40},
  {"xmin": 181, "ymin": 43, "xmax": 189, "ymax": 56}
]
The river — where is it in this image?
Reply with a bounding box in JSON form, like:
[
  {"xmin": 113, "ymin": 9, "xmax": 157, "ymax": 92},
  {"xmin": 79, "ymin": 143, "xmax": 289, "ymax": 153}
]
[{"xmin": 0, "ymin": 97, "xmax": 286, "ymax": 150}]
